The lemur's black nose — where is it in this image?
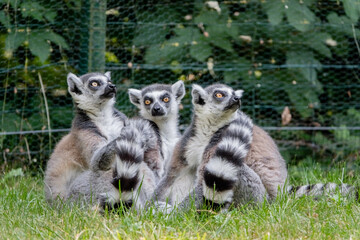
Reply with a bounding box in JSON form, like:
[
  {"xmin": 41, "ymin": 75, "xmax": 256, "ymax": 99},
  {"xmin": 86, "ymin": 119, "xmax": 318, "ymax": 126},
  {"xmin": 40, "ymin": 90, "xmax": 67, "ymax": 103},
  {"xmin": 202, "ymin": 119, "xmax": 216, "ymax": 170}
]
[
  {"xmin": 109, "ymin": 84, "xmax": 116, "ymax": 89},
  {"xmin": 153, "ymin": 106, "xmax": 161, "ymax": 112},
  {"xmin": 233, "ymin": 96, "xmax": 240, "ymax": 101}
]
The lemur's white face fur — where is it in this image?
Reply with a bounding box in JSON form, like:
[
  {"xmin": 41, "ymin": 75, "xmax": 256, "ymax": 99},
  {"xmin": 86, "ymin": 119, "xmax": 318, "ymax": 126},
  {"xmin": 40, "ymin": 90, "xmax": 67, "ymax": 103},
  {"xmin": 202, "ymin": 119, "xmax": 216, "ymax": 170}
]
[
  {"xmin": 67, "ymin": 72, "xmax": 116, "ymax": 111},
  {"xmin": 128, "ymin": 81, "xmax": 185, "ymax": 120},
  {"xmin": 191, "ymin": 84, "xmax": 243, "ymax": 118}
]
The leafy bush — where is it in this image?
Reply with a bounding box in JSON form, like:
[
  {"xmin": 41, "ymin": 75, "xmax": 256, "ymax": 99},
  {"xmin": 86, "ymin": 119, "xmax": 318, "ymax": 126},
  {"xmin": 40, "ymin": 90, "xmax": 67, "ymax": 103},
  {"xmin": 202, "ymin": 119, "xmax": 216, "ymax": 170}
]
[{"xmin": 1, "ymin": 0, "xmax": 360, "ymax": 170}]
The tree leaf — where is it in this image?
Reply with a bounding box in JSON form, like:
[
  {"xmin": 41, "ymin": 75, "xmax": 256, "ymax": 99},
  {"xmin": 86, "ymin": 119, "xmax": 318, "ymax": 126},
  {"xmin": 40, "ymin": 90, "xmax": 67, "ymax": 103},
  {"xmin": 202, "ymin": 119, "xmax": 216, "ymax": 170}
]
[
  {"xmin": 44, "ymin": 11, "xmax": 57, "ymax": 23},
  {"xmin": 314, "ymin": 132, "xmax": 333, "ymax": 147},
  {"xmin": 194, "ymin": 10, "xmax": 221, "ymax": 25},
  {"xmin": 302, "ymin": 32, "xmax": 332, "ymax": 58},
  {"xmin": 21, "ymin": 2, "xmax": 45, "ymax": 22},
  {"xmin": 286, "ymin": 50, "xmax": 322, "ymax": 84},
  {"xmin": 208, "ymin": 35, "xmax": 233, "ymax": 52},
  {"xmin": 133, "ymin": 6, "xmax": 180, "ymax": 46},
  {"xmin": 173, "ymin": 27, "xmax": 203, "ymax": 44},
  {"xmin": 36, "ymin": 30, "xmax": 69, "ymax": 49},
  {"xmin": 285, "ymin": 0, "xmax": 315, "ymax": 32},
  {"xmin": 223, "ymin": 58, "xmax": 252, "ymax": 84},
  {"xmin": 0, "ymin": 112, "xmax": 22, "ymax": 132},
  {"xmin": 327, "ymin": 13, "xmax": 360, "ymax": 37},
  {"xmin": 225, "ymin": 23, "xmax": 239, "ymax": 39},
  {"xmin": 285, "ymin": 87, "xmax": 317, "ymax": 118},
  {"xmin": 342, "ymin": 0, "xmax": 360, "ymax": 22},
  {"xmin": 0, "ymin": 11, "xmax": 10, "ymax": 29},
  {"xmin": 5, "ymin": 31, "xmax": 27, "ymax": 52},
  {"xmin": 20, "ymin": 1, "xmax": 57, "ymax": 23},
  {"xmin": 190, "ymin": 42, "xmax": 212, "ymax": 62},
  {"xmin": 133, "ymin": 25, "xmax": 169, "ymax": 46},
  {"xmin": 144, "ymin": 43, "xmax": 187, "ymax": 64},
  {"xmin": 263, "ymin": 1, "xmax": 285, "ymax": 25},
  {"xmin": 28, "ymin": 33, "xmax": 51, "ymax": 63},
  {"xmin": 0, "ymin": 0, "xmax": 18, "ymax": 8},
  {"xmin": 334, "ymin": 125, "xmax": 351, "ymax": 141}
]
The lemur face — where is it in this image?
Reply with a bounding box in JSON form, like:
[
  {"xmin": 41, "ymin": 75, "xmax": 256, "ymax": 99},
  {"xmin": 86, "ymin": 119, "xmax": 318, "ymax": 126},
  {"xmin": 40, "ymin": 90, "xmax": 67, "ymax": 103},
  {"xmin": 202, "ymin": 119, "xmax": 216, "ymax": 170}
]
[
  {"xmin": 67, "ymin": 72, "xmax": 116, "ymax": 108},
  {"xmin": 142, "ymin": 90, "xmax": 172, "ymax": 117},
  {"xmin": 191, "ymin": 84, "xmax": 243, "ymax": 117},
  {"xmin": 128, "ymin": 81, "xmax": 185, "ymax": 120}
]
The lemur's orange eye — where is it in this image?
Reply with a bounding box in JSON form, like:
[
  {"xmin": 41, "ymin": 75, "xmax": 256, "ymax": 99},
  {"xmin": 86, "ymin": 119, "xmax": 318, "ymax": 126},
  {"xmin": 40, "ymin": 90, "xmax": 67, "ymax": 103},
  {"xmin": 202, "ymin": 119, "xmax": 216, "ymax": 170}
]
[
  {"xmin": 163, "ymin": 97, "xmax": 169, "ymax": 103},
  {"xmin": 144, "ymin": 100, "xmax": 151, "ymax": 105},
  {"xmin": 91, "ymin": 82, "xmax": 98, "ymax": 87},
  {"xmin": 216, "ymin": 93, "xmax": 223, "ymax": 98}
]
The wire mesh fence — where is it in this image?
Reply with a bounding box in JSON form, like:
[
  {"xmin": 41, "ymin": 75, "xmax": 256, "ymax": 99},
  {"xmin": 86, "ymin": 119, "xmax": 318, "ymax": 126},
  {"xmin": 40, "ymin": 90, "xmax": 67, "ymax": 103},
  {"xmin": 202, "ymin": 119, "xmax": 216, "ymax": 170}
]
[{"xmin": 1, "ymin": 0, "xmax": 360, "ymax": 171}]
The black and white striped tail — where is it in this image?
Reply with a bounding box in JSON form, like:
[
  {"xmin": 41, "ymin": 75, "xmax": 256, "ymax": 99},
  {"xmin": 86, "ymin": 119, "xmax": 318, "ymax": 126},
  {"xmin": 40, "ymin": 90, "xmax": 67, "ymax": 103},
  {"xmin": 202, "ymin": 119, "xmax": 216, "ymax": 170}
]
[
  {"xmin": 203, "ymin": 112, "xmax": 253, "ymax": 205},
  {"xmin": 111, "ymin": 119, "xmax": 153, "ymax": 203},
  {"xmin": 287, "ymin": 183, "xmax": 359, "ymax": 200}
]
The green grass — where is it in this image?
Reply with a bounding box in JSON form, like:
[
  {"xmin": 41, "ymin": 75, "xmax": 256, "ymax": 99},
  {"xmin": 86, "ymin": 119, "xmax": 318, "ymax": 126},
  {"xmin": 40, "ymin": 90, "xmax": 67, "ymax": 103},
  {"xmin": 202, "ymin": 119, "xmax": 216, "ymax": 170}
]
[{"xmin": 1, "ymin": 162, "xmax": 360, "ymax": 239}]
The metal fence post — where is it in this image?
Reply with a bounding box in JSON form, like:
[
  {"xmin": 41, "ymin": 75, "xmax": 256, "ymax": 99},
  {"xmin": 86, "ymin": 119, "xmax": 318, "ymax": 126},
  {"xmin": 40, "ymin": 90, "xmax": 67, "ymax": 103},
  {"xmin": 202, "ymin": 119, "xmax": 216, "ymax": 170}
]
[{"xmin": 79, "ymin": 0, "xmax": 106, "ymax": 74}]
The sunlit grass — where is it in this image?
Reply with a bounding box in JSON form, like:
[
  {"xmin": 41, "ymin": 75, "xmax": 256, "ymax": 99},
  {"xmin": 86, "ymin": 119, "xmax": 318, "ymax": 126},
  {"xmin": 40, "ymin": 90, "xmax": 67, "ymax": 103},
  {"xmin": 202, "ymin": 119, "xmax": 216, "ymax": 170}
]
[{"xmin": 1, "ymin": 161, "xmax": 359, "ymax": 239}]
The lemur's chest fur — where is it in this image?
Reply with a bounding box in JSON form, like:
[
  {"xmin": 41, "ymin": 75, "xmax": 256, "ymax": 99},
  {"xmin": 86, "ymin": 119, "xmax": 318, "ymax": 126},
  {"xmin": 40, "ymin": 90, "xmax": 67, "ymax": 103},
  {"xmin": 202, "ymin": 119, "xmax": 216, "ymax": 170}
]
[
  {"xmin": 184, "ymin": 114, "xmax": 237, "ymax": 169},
  {"xmin": 185, "ymin": 131, "xmax": 212, "ymax": 169},
  {"xmin": 156, "ymin": 119, "xmax": 180, "ymax": 169},
  {"xmin": 91, "ymin": 108, "xmax": 125, "ymax": 141},
  {"xmin": 161, "ymin": 134, "xmax": 178, "ymax": 166}
]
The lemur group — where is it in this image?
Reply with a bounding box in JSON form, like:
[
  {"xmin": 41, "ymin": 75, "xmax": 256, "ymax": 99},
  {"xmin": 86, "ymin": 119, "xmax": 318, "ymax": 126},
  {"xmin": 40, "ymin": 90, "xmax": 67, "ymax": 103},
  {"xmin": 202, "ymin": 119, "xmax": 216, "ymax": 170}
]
[{"xmin": 44, "ymin": 71, "xmax": 357, "ymax": 213}]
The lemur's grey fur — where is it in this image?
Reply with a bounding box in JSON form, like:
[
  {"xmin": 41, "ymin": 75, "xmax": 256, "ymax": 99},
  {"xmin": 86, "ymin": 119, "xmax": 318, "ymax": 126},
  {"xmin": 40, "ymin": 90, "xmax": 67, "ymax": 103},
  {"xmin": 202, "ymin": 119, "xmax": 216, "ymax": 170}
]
[
  {"xmin": 128, "ymin": 81, "xmax": 185, "ymax": 172},
  {"xmin": 44, "ymin": 72, "xmax": 127, "ymax": 203},
  {"xmin": 66, "ymin": 118, "xmax": 163, "ymax": 210},
  {"xmin": 153, "ymin": 84, "xmax": 288, "ymax": 211}
]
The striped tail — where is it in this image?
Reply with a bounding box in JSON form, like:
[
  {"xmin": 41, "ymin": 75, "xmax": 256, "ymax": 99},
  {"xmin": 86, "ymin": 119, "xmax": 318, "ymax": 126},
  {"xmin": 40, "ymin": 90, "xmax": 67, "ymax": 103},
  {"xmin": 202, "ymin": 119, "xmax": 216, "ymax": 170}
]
[
  {"xmin": 202, "ymin": 112, "xmax": 254, "ymax": 206},
  {"xmin": 287, "ymin": 183, "xmax": 359, "ymax": 200},
  {"xmin": 110, "ymin": 119, "xmax": 156, "ymax": 204}
]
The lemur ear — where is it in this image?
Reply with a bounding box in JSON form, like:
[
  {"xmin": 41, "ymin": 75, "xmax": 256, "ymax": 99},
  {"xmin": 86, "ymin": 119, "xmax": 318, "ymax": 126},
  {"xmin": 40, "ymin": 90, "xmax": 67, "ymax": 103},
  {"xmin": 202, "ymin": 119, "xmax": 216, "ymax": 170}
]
[
  {"xmin": 191, "ymin": 84, "xmax": 206, "ymax": 105},
  {"xmin": 171, "ymin": 80, "xmax": 185, "ymax": 103},
  {"xmin": 235, "ymin": 90, "xmax": 244, "ymax": 98},
  {"xmin": 104, "ymin": 71, "xmax": 111, "ymax": 80},
  {"xmin": 128, "ymin": 88, "xmax": 142, "ymax": 108},
  {"xmin": 67, "ymin": 72, "xmax": 83, "ymax": 95}
]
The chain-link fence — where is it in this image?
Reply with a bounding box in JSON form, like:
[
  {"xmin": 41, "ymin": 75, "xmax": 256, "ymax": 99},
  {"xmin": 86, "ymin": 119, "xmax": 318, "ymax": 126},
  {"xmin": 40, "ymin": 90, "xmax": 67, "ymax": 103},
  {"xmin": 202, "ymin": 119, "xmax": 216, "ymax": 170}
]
[{"xmin": 1, "ymin": 0, "xmax": 360, "ymax": 171}]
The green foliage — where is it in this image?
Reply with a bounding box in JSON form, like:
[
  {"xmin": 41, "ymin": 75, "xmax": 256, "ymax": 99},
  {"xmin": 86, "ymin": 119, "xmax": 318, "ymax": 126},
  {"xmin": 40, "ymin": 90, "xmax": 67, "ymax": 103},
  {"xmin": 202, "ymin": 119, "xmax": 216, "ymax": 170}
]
[
  {"xmin": 0, "ymin": 0, "xmax": 80, "ymax": 167},
  {"xmin": 122, "ymin": 0, "xmax": 360, "ymax": 160},
  {"xmin": 1, "ymin": 0, "xmax": 360, "ymax": 167},
  {"xmin": 1, "ymin": 1, "xmax": 69, "ymax": 63},
  {"xmin": 342, "ymin": 0, "xmax": 360, "ymax": 22},
  {"xmin": 135, "ymin": 1, "xmax": 327, "ymax": 118}
]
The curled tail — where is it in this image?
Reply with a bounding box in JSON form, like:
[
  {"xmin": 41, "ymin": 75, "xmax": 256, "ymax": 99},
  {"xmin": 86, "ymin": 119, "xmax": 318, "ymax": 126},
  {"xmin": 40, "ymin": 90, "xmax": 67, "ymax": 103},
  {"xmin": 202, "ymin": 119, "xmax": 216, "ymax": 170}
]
[
  {"xmin": 202, "ymin": 112, "xmax": 254, "ymax": 206},
  {"xmin": 110, "ymin": 119, "xmax": 159, "ymax": 204},
  {"xmin": 287, "ymin": 183, "xmax": 359, "ymax": 200}
]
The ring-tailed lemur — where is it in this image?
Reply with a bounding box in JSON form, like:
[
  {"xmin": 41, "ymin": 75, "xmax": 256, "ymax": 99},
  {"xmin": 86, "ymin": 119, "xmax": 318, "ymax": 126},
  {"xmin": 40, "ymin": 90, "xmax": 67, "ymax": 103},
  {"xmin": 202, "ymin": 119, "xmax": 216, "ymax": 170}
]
[
  {"xmin": 128, "ymin": 81, "xmax": 185, "ymax": 171},
  {"xmin": 44, "ymin": 72, "xmax": 127, "ymax": 203},
  {"xmin": 153, "ymin": 84, "xmax": 288, "ymax": 211},
  {"xmin": 66, "ymin": 118, "xmax": 164, "ymax": 210}
]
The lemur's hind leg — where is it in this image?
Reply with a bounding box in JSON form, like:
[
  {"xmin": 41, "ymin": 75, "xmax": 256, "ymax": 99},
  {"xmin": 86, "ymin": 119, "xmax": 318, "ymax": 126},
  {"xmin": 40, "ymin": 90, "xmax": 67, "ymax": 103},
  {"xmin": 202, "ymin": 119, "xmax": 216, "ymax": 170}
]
[{"xmin": 232, "ymin": 164, "xmax": 268, "ymax": 206}]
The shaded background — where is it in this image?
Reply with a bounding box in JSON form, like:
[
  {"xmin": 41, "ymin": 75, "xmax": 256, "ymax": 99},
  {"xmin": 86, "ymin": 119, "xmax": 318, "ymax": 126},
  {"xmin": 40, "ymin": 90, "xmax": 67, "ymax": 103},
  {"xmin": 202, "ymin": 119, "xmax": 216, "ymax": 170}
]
[{"xmin": 0, "ymin": 0, "xmax": 360, "ymax": 172}]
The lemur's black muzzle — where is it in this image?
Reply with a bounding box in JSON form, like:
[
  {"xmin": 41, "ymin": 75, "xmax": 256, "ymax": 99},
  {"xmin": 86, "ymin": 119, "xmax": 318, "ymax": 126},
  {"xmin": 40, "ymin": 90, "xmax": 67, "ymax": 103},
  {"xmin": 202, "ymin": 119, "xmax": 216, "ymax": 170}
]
[
  {"xmin": 151, "ymin": 102, "xmax": 165, "ymax": 116},
  {"xmin": 224, "ymin": 95, "xmax": 241, "ymax": 110},
  {"xmin": 101, "ymin": 84, "xmax": 117, "ymax": 98}
]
